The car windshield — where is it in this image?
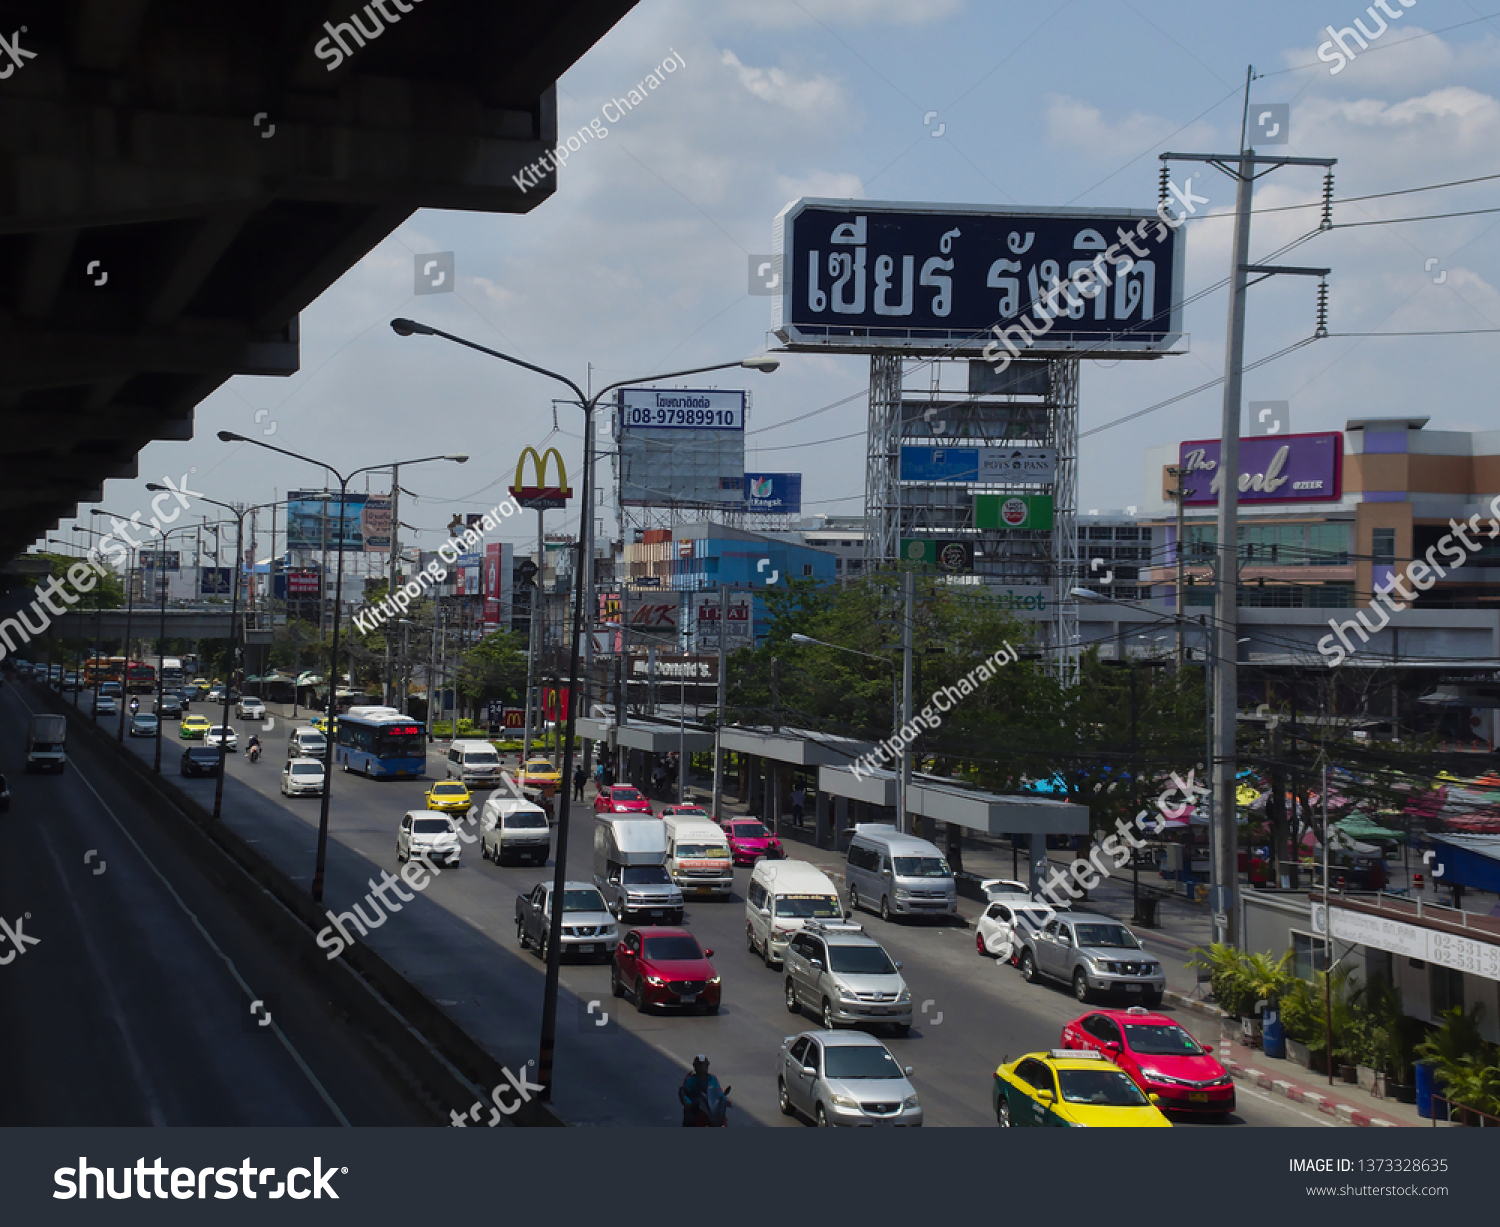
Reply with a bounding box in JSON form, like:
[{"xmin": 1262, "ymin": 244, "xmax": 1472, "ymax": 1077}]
[
  {"xmin": 300, "ymin": 737, "xmax": 327, "ymax": 749},
  {"xmin": 137, "ymin": 717, "xmax": 157, "ymax": 726},
  {"xmin": 432, "ymin": 784, "xmax": 465, "ymax": 795},
  {"xmin": 464, "ymin": 751, "xmax": 499, "ymax": 765},
  {"xmin": 562, "ymin": 889, "xmax": 606, "ymax": 913},
  {"xmin": 413, "ymin": 818, "xmax": 453, "ymax": 834},
  {"xmin": 1058, "ymin": 1068, "xmax": 1150, "ymax": 1107},
  {"xmin": 893, "ymin": 855, "xmax": 951, "ymax": 878},
  {"xmin": 732, "ymin": 822, "xmax": 769, "ymax": 838},
  {"xmin": 208, "ymin": 727, "xmax": 230, "ymax": 736},
  {"xmin": 1073, "ymin": 923, "xmax": 1140, "ymax": 949},
  {"xmin": 642, "ymin": 936, "xmax": 703, "ymax": 961},
  {"xmin": 676, "ymin": 843, "xmax": 727, "ymax": 858},
  {"xmin": 828, "ymin": 944, "xmax": 897, "ymax": 975},
  {"xmin": 612, "ymin": 787, "xmax": 643, "ymax": 801},
  {"xmin": 525, "ymin": 761, "xmax": 553, "ymax": 771},
  {"xmin": 775, "ymin": 894, "xmax": 843, "ymax": 919},
  {"xmin": 822, "ymin": 1044, "xmax": 904, "ymax": 1080},
  {"xmin": 621, "ymin": 865, "xmax": 669, "ymax": 885},
  {"xmin": 505, "ymin": 811, "xmax": 548, "ymax": 829},
  {"xmin": 290, "ymin": 763, "xmax": 323, "ymax": 776},
  {"xmin": 1124, "ymin": 1024, "xmax": 1204, "ymax": 1056}
]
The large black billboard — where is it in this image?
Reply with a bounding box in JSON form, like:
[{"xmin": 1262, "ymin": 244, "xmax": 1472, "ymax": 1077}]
[{"xmin": 772, "ymin": 198, "xmax": 1187, "ymax": 355}]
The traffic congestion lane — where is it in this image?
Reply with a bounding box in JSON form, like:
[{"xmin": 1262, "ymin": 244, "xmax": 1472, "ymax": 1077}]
[
  {"xmin": 79, "ymin": 703, "xmax": 1338, "ymax": 1128},
  {"xmin": 0, "ymin": 684, "xmax": 431, "ymax": 1125}
]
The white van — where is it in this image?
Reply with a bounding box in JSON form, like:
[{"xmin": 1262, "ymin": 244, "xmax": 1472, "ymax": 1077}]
[
  {"xmin": 844, "ymin": 824, "xmax": 958, "ymax": 921},
  {"xmin": 745, "ymin": 859, "xmax": 844, "ymax": 969},
  {"xmin": 447, "ymin": 739, "xmax": 502, "ymax": 786},
  {"xmin": 661, "ymin": 816, "xmax": 733, "ymax": 899},
  {"xmin": 478, "ymin": 795, "xmax": 551, "ymax": 866}
]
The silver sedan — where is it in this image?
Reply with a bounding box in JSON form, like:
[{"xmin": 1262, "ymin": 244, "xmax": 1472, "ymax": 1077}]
[{"xmin": 775, "ymin": 1030, "xmax": 922, "ymax": 1127}]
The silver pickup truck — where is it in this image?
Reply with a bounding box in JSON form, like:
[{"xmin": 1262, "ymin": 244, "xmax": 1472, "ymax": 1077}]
[{"xmin": 514, "ymin": 880, "xmax": 619, "ymax": 964}]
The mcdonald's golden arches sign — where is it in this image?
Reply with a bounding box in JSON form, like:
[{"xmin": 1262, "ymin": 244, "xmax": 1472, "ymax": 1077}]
[{"xmin": 509, "ymin": 447, "xmax": 572, "ymax": 510}]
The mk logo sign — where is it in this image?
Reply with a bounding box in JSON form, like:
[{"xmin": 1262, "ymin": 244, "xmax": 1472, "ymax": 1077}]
[{"xmin": 510, "ymin": 447, "xmax": 572, "ymax": 510}]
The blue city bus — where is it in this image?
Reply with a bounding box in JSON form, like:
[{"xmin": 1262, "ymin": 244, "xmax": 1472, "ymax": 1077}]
[{"xmin": 333, "ymin": 706, "xmax": 428, "ymax": 778}]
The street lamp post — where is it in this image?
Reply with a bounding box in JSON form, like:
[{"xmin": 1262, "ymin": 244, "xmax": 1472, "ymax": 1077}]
[
  {"xmin": 217, "ymin": 432, "xmax": 467, "ymax": 903},
  {"xmin": 153, "ymin": 487, "xmax": 250, "ymax": 821},
  {"xmin": 390, "ymin": 315, "xmax": 777, "ymax": 1103}
]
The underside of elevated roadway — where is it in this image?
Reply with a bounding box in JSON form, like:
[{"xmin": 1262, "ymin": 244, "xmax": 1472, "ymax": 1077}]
[{"xmin": 0, "ymin": 0, "xmax": 637, "ymax": 573}]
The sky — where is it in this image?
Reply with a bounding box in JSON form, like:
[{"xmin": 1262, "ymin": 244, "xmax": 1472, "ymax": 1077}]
[{"xmin": 59, "ymin": 0, "xmax": 1500, "ymax": 562}]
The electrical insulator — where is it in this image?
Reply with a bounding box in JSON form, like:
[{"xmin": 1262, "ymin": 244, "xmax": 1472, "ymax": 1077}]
[
  {"xmin": 1315, "ymin": 278, "xmax": 1329, "ymax": 340},
  {"xmin": 1320, "ymin": 170, "xmax": 1335, "ymax": 231}
]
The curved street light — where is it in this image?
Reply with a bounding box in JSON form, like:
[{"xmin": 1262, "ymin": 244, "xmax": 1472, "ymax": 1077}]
[
  {"xmin": 389, "ymin": 315, "xmax": 779, "ymax": 1104},
  {"xmin": 215, "ymin": 433, "xmax": 467, "ymax": 904}
]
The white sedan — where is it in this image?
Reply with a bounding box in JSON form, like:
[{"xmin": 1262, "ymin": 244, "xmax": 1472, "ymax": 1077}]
[
  {"xmin": 204, "ymin": 725, "xmax": 238, "ymax": 750},
  {"xmin": 976, "ymin": 898, "xmax": 1058, "ymax": 962},
  {"xmin": 281, "ymin": 758, "xmax": 326, "ymax": 797},
  {"xmin": 236, "ymin": 696, "xmax": 266, "ymax": 720}
]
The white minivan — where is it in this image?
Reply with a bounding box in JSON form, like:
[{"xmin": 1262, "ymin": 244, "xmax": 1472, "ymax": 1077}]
[
  {"xmin": 447, "ymin": 739, "xmax": 502, "ymax": 786},
  {"xmin": 661, "ymin": 816, "xmax": 733, "ymax": 899},
  {"xmin": 745, "ymin": 859, "xmax": 844, "ymax": 969},
  {"xmin": 478, "ymin": 795, "xmax": 552, "ymax": 866},
  {"xmin": 844, "ymin": 824, "xmax": 957, "ymax": 921}
]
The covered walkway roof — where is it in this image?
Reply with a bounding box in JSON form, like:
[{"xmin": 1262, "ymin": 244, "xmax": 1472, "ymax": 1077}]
[{"xmin": 817, "ymin": 765, "xmax": 1089, "ymax": 837}]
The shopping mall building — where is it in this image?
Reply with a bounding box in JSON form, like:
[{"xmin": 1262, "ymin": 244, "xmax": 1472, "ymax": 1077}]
[{"xmin": 1074, "ymin": 417, "xmax": 1500, "ymax": 745}]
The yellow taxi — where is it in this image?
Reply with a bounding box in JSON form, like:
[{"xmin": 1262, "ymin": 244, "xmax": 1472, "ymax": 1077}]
[
  {"xmin": 425, "ymin": 780, "xmax": 473, "ymax": 815},
  {"xmin": 179, "ymin": 714, "xmax": 212, "ymax": 741},
  {"xmin": 992, "ymin": 1049, "xmax": 1172, "ymax": 1128},
  {"xmin": 518, "ymin": 757, "xmax": 562, "ymax": 788},
  {"xmin": 312, "ymin": 715, "xmax": 338, "ymax": 736}
]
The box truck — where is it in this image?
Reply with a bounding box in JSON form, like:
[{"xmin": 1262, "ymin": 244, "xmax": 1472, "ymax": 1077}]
[
  {"xmin": 593, "ymin": 815, "xmax": 684, "ymax": 923},
  {"xmin": 26, "ymin": 713, "xmax": 67, "ymax": 773}
]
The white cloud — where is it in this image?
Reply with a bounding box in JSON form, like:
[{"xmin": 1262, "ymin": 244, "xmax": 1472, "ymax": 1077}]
[
  {"xmin": 720, "ymin": 49, "xmax": 844, "ymax": 113},
  {"xmin": 1043, "ymin": 94, "xmax": 1217, "ymax": 156},
  {"xmin": 727, "ymin": 0, "xmax": 966, "ymax": 28}
]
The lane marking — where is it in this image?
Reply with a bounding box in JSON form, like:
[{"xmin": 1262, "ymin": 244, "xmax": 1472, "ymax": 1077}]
[{"xmin": 18, "ymin": 690, "xmax": 352, "ymax": 1125}]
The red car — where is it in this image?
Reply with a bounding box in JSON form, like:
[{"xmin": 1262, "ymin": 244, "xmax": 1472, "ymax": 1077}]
[
  {"xmin": 1060, "ymin": 1007, "xmax": 1235, "ymax": 1116},
  {"xmin": 593, "ymin": 784, "xmax": 653, "ymax": 815},
  {"xmin": 719, "ymin": 817, "xmax": 784, "ymax": 866},
  {"xmin": 610, "ymin": 927, "xmax": 721, "ymax": 1014}
]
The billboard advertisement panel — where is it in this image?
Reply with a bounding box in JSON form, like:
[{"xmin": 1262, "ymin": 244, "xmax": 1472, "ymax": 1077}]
[
  {"xmin": 900, "ymin": 446, "xmax": 1057, "ymax": 484},
  {"xmin": 482, "ymin": 542, "xmax": 513, "ymax": 630},
  {"xmin": 199, "ymin": 566, "xmax": 232, "ymax": 596},
  {"xmin": 619, "ymin": 388, "xmax": 746, "ymax": 508},
  {"xmin": 1177, "ymin": 432, "xmax": 1343, "ymax": 506},
  {"xmin": 623, "ymin": 590, "xmax": 682, "ymax": 633},
  {"xmin": 286, "ymin": 569, "xmax": 320, "ymax": 595},
  {"xmin": 900, "ymin": 539, "xmax": 974, "ymax": 573},
  {"xmin": 695, "ymin": 594, "xmax": 754, "ymax": 647},
  {"xmin": 743, "ymin": 473, "xmax": 802, "ymax": 514},
  {"xmin": 974, "ymin": 493, "xmax": 1055, "ymax": 530},
  {"xmin": 772, "ymin": 198, "xmax": 1186, "ymax": 354},
  {"xmin": 287, "ymin": 491, "xmax": 392, "ymax": 552},
  {"xmin": 138, "ymin": 550, "xmax": 180, "ymax": 572}
]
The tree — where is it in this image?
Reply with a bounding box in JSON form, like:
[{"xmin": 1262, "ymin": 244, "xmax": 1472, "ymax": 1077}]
[{"xmin": 457, "ymin": 630, "xmax": 528, "ymax": 709}]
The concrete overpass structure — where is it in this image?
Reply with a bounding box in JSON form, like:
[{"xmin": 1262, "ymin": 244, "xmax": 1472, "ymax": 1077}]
[
  {"xmin": 45, "ymin": 607, "xmax": 271, "ymax": 645},
  {"xmin": 0, "ymin": 0, "xmax": 638, "ymax": 566}
]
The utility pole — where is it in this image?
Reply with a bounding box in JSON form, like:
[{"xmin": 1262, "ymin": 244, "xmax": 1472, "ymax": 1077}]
[
  {"xmin": 711, "ymin": 583, "xmax": 727, "ymax": 818},
  {"xmin": 899, "ymin": 568, "xmax": 914, "ymax": 837},
  {"xmin": 1166, "ymin": 465, "xmax": 1191, "ymax": 671},
  {"xmin": 1162, "ymin": 66, "xmax": 1335, "ymax": 947},
  {"xmin": 522, "ymin": 510, "xmax": 543, "ymax": 770},
  {"xmin": 384, "ymin": 465, "xmax": 400, "ymax": 706}
]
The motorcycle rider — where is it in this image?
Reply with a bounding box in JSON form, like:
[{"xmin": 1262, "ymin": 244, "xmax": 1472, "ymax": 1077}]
[
  {"xmin": 246, "ymin": 733, "xmax": 262, "ymax": 762},
  {"xmin": 678, "ymin": 1054, "xmax": 723, "ymax": 1127}
]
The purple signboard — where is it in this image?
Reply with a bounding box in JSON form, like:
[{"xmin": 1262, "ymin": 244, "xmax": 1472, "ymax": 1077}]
[{"xmin": 1178, "ymin": 432, "xmax": 1343, "ymax": 505}]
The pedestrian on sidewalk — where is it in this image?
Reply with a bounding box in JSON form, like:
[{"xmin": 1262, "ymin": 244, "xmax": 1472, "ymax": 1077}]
[
  {"xmin": 791, "ymin": 783, "xmax": 806, "ymax": 829},
  {"xmin": 573, "ymin": 764, "xmax": 587, "ymax": 801}
]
